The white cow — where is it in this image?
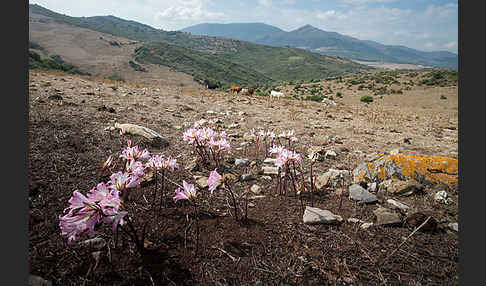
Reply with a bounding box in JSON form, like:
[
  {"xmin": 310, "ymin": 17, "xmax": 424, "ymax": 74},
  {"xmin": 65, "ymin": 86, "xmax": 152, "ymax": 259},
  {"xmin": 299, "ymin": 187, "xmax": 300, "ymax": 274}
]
[{"xmin": 270, "ymin": 90, "xmax": 284, "ymax": 100}]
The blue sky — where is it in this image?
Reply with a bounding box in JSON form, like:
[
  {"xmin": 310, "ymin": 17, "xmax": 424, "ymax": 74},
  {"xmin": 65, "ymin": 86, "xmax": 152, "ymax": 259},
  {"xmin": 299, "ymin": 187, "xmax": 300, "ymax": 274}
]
[{"xmin": 29, "ymin": 0, "xmax": 458, "ymax": 54}]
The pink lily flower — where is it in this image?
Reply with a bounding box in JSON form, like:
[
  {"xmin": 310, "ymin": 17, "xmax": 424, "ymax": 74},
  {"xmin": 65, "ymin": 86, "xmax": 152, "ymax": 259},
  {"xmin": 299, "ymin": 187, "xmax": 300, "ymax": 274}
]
[
  {"xmin": 207, "ymin": 169, "xmax": 222, "ymax": 194},
  {"xmin": 173, "ymin": 181, "xmax": 198, "ymax": 202}
]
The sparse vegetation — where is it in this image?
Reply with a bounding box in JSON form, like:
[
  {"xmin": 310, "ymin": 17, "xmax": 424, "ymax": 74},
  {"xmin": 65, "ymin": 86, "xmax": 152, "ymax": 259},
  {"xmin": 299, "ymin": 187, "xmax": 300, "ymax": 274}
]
[
  {"xmin": 128, "ymin": 60, "xmax": 146, "ymax": 72},
  {"xmin": 360, "ymin": 95, "xmax": 374, "ymax": 103},
  {"xmin": 107, "ymin": 73, "xmax": 125, "ymax": 82},
  {"xmin": 28, "ymin": 51, "xmax": 91, "ymax": 75}
]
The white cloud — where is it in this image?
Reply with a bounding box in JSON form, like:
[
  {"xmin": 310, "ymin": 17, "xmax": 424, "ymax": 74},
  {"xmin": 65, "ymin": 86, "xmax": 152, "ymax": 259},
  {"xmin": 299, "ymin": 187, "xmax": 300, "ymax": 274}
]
[
  {"xmin": 443, "ymin": 41, "xmax": 457, "ymax": 49},
  {"xmin": 258, "ymin": 0, "xmax": 273, "ymax": 8}
]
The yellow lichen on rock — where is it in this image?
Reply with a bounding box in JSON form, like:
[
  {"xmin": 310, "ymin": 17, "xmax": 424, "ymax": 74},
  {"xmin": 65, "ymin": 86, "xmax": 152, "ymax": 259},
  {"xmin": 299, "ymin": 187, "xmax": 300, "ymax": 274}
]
[
  {"xmin": 386, "ymin": 154, "xmax": 458, "ymax": 186},
  {"xmin": 353, "ymin": 153, "xmax": 458, "ymax": 187}
]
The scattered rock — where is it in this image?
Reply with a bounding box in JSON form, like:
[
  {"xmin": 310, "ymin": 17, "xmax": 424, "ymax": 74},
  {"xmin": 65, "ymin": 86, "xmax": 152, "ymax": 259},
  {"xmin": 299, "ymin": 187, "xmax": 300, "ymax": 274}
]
[
  {"xmin": 314, "ymin": 169, "xmax": 351, "ymax": 190},
  {"xmin": 235, "ymin": 158, "xmax": 250, "ymax": 166},
  {"xmin": 448, "ymin": 222, "xmax": 458, "ymax": 232},
  {"xmin": 373, "ymin": 207, "xmax": 402, "ymax": 226},
  {"xmin": 360, "ymin": 222, "xmax": 374, "ymax": 230},
  {"xmin": 347, "ymin": 218, "xmax": 364, "ymax": 224},
  {"xmin": 261, "ymin": 175, "xmax": 272, "ymax": 181},
  {"xmin": 353, "ymin": 153, "xmax": 458, "ymax": 187},
  {"xmin": 368, "ymin": 182, "xmax": 377, "ymax": 193},
  {"xmin": 303, "ymin": 206, "xmax": 343, "ymax": 225},
  {"xmin": 240, "ymin": 174, "xmax": 256, "ymax": 182},
  {"xmin": 29, "ymin": 275, "xmax": 52, "ymax": 286},
  {"xmin": 386, "ymin": 199, "xmax": 410, "ymax": 212},
  {"xmin": 228, "ymin": 133, "xmax": 241, "ymax": 138},
  {"xmin": 250, "ymin": 184, "xmax": 262, "ymax": 195},
  {"xmin": 262, "ymin": 166, "xmax": 279, "ymax": 175},
  {"xmin": 349, "ymin": 184, "xmax": 378, "ymax": 204},
  {"xmin": 114, "ymin": 123, "xmax": 169, "ymax": 148},
  {"xmin": 384, "ymin": 179, "xmax": 424, "ymax": 196},
  {"xmin": 325, "ymin": 150, "xmax": 338, "ymax": 159},
  {"xmin": 389, "ymin": 148, "xmax": 400, "ymax": 155},
  {"xmin": 249, "ymin": 195, "xmax": 266, "ymax": 200},
  {"xmin": 321, "ymin": 98, "xmax": 337, "ymax": 107},
  {"xmin": 263, "ymin": 158, "xmax": 276, "ymax": 164},
  {"xmin": 228, "ymin": 123, "xmax": 240, "ymax": 129},
  {"xmin": 434, "ymin": 190, "xmax": 453, "ymax": 204},
  {"xmin": 194, "ymin": 176, "xmax": 208, "ymax": 188}
]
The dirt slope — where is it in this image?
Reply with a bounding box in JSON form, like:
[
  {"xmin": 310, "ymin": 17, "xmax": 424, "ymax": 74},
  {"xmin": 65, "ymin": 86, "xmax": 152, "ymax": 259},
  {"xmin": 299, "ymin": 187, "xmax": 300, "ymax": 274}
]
[{"xmin": 29, "ymin": 12, "xmax": 199, "ymax": 88}]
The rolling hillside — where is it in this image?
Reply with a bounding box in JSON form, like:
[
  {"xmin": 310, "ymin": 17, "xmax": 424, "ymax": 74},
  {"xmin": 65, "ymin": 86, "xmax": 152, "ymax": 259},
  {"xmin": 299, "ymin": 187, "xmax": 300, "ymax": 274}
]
[{"xmin": 29, "ymin": 4, "xmax": 371, "ymax": 86}]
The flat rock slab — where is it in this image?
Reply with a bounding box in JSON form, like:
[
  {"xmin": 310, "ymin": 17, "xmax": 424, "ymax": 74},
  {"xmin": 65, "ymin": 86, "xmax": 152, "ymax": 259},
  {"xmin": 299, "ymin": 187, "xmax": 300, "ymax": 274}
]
[
  {"xmin": 386, "ymin": 199, "xmax": 410, "ymax": 211},
  {"xmin": 373, "ymin": 207, "xmax": 402, "ymax": 226},
  {"xmin": 353, "ymin": 153, "xmax": 458, "ymax": 187},
  {"xmin": 303, "ymin": 206, "xmax": 343, "ymax": 225},
  {"xmin": 114, "ymin": 123, "xmax": 169, "ymax": 148},
  {"xmin": 29, "ymin": 275, "xmax": 52, "ymax": 286},
  {"xmin": 349, "ymin": 184, "xmax": 377, "ymax": 203},
  {"xmin": 384, "ymin": 179, "xmax": 424, "ymax": 196}
]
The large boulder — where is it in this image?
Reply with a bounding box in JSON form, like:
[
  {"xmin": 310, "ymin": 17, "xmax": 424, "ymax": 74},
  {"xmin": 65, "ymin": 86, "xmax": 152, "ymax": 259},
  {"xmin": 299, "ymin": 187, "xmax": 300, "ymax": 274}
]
[{"xmin": 353, "ymin": 153, "xmax": 458, "ymax": 187}]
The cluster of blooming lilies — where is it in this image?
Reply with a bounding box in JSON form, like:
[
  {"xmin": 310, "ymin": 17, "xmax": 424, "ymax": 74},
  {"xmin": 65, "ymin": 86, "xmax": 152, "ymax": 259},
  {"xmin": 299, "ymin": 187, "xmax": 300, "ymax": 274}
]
[
  {"xmin": 59, "ymin": 119, "xmax": 321, "ymax": 257},
  {"xmin": 248, "ymin": 128, "xmax": 298, "ymax": 158},
  {"xmin": 183, "ymin": 119, "xmax": 230, "ymax": 169},
  {"xmin": 59, "ymin": 138, "xmax": 179, "ymax": 246}
]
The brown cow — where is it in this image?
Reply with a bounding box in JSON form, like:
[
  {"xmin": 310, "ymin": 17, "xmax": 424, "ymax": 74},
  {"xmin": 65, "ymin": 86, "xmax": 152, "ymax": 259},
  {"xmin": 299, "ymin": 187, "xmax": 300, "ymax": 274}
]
[
  {"xmin": 230, "ymin": 85, "xmax": 242, "ymax": 93},
  {"xmin": 248, "ymin": 88, "xmax": 254, "ymax": 95}
]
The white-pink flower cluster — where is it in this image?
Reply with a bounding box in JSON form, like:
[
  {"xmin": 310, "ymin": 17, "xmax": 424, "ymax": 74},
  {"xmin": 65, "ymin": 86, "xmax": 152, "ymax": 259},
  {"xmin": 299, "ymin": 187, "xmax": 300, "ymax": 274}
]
[
  {"xmin": 183, "ymin": 123, "xmax": 231, "ymax": 154},
  {"xmin": 59, "ymin": 182, "xmax": 129, "ymax": 244},
  {"xmin": 61, "ymin": 143, "xmax": 180, "ymax": 245},
  {"xmin": 269, "ymin": 145, "xmax": 302, "ymax": 168}
]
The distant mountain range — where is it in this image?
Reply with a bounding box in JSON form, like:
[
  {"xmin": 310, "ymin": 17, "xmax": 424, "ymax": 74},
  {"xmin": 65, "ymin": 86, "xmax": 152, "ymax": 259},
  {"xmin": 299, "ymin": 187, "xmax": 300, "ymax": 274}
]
[{"xmin": 181, "ymin": 23, "xmax": 458, "ymax": 70}]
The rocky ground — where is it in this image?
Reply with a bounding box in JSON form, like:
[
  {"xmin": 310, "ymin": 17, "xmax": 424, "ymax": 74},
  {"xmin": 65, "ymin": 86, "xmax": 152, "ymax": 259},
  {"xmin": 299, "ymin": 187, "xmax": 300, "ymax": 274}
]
[{"xmin": 28, "ymin": 69, "xmax": 458, "ymax": 285}]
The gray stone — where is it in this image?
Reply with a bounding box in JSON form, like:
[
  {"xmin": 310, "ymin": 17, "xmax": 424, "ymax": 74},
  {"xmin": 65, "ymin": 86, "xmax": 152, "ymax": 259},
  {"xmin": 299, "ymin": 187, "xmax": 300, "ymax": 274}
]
[
  {"xmin": 240, "ymin": 174, "xmax": 256, "ymax": 182},
  {"xmin": 194, "ymin": 176, "xmax": 208, "ymax": 188},
  {"xmin": 386, "ymin": 199, "xmax": 410, "ymax": 211},
  {"xmin": 368, "ymin": 182, "xmax": 377, "ymax": 193},
  {"xmin": 385, "ymin": 179, "xmax": 424, "ymax": 196},
  {"xmin": 303, "ymin": 206, "xmax": 343, "ymax": 225},
  {"xmin": 349, "ymin": 184, "xmax": 378, "ymax": 203},
  {"xmin": 235, "ymin": 158, "xmax": 250, "ymax": 166},
  {"xmin": 261, "ymin": 176, "xmax": 273, "ymax": 181},
  {"xmin": 325, "ymin": 150, "xmax": 338, "ymax": 159},
  {"xmin": 262, "ymin": 166, "xmax": 279, "ymax": 175},
  {"xmin": 448, "ymin": 222, "xmax": 458, "ymax": 232},
  {"xmin": 114, "ymin": 123, "xmax": 168, "ymax": 147},
  {"xmin": 29, "ymin": 275, "xmax": 52, "ymax": 286},
  {"xmin": 360, "ymin": 222, "xmax": 374, "ymax": 230},
  {"xmin": 434, "ymin": 190, "xmax": 453, "ymax": 204},
  {"xmin": 263, "ymin": 158, "xmax": 276, "ymax": 164},
  {"xmin": 347, "ymin": 218, "xmax": 364, "ymax": 224},
  {"xmin": 373, "ymin": 207, "xmax": 402, "ymax": 226},
  {"xmin": 250, "ymin": 184, "xmax": 262, "ymax": 195}
]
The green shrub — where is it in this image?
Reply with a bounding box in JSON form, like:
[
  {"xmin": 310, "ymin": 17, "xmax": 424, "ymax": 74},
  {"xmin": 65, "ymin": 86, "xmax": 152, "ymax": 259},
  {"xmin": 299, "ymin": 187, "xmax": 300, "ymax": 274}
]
[
  {"xmin": 107, "ymin": 73, "xmax": 125, "ymax": 82},
  {"xmin": 336, "ymin": 92, "xmax": 342, "ymax": 98},
  {"xmin": 129, "ymin": 60, "xmax": 146, "ymax": 72},
  {"xmin": 360, "ymin": 95, "xmax": 374, "ymax": 103},
  {"xmin": 440, "ymin": 95, "xmax": 447, "ymax": 100},
  {"xmin": 305, "ymin": 94, "xmax": 325, "ymax": 102}
]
